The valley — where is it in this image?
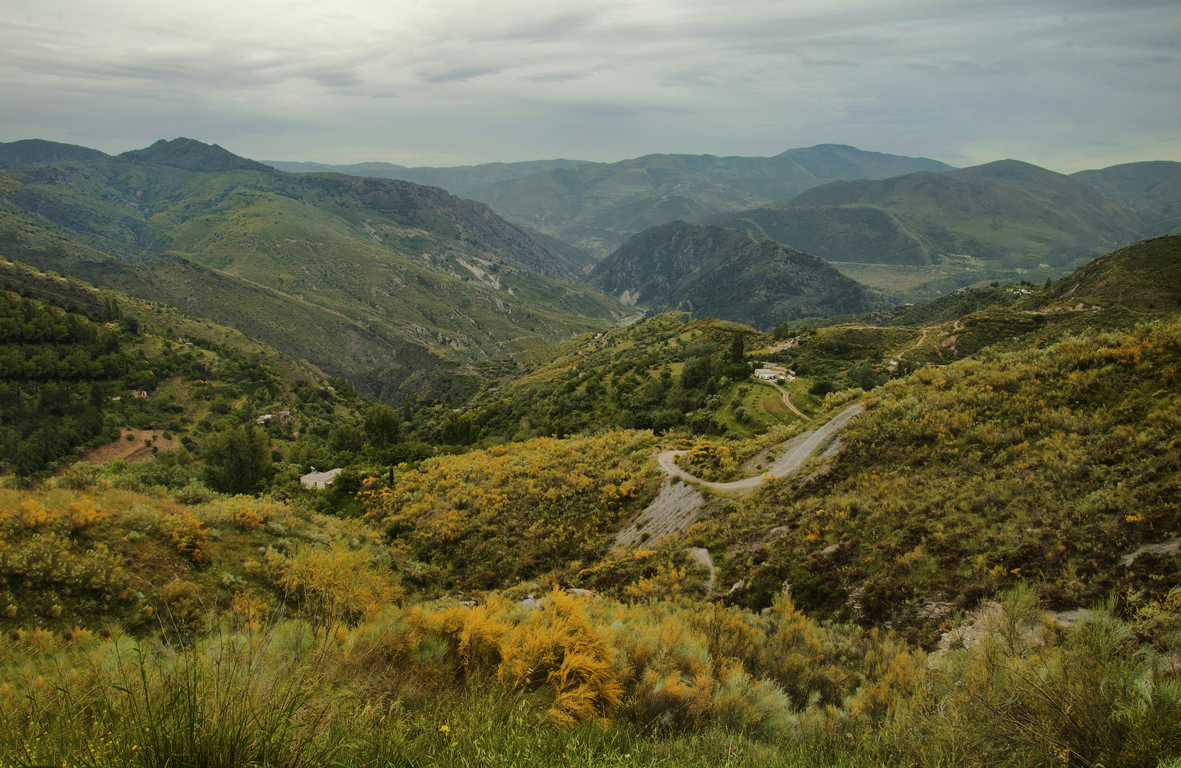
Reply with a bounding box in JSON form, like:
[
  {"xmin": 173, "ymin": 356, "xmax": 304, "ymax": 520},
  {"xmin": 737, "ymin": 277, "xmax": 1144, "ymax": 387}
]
[{"xmin": 1, "ymin": 134, "xmax": 1180, "ymax": 768}]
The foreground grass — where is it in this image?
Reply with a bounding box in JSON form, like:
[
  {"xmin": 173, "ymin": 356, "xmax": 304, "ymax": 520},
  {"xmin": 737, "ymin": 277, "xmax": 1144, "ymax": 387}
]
[{"xmin": 1, "ymin": 586, "xmax": 1178, "ymax": 768}]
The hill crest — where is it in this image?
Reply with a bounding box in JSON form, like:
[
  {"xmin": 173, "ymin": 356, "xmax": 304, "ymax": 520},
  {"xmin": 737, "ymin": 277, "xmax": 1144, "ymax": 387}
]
[
  {"xmin": 0, "ymin": 139, "xmax": 108, "ymax": 168},
  {"xmin": 589, "ymin": 221, "xmax": 878, "ymax": 328},
  {"xmin": 121, "ymin": 137, "xmax": 272, "ymax": 173}
]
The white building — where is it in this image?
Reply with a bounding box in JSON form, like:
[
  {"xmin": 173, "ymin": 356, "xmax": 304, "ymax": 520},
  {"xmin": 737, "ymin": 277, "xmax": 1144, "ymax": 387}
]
[{"xmin": 300, "ymin": 468, "xmax": 343, "ymax": 490}]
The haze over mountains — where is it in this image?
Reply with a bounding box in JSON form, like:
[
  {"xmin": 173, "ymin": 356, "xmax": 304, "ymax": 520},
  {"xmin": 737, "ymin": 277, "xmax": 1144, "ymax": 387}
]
[
  {"xmin": 261, "ymin": 158, "xmax": 585, "ymax": 195},
  {"xmin": 461, "ymin": 144, "xmax": 953, "ymax": 256}
]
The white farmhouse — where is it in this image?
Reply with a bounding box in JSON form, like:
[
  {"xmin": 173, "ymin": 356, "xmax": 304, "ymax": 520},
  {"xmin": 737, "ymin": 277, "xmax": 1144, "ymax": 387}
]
[{"xmin": 300, "ymin": 468, "xmax": 343, "ymax": 490}]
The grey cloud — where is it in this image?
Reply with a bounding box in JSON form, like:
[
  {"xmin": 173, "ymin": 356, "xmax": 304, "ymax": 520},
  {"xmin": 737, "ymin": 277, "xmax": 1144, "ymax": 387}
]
[
  {"xmin": 1106, "ymin": 54, "xmax": 1175, "ymax": 68},
  {"xmin": 524, "ymin": 70, "xmax": 591, "ymax": 83},
  {"xmin": 474, "ymin": 12, "xmax": 599, "ymax": 43},
  {"xmin": 0, "ymin": 0, "xmax": 1178, "ymax": 168},
  {"xmin": 420, "ymin": 66, "xmax": 501, "ymax": 84}
]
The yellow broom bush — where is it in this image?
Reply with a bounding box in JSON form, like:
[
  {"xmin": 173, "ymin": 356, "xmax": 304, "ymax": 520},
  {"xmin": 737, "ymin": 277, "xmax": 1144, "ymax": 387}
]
[{"xmin": 498, "ymin": 590, "xmax": 622, "ymax": 724}]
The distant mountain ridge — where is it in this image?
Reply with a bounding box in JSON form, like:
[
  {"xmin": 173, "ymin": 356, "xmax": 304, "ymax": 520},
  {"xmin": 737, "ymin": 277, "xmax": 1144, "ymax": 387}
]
[
  {"xmin": 124, "ymin": 137, "xmax": 273, "ymax": 173},
  {"xmin": 262, "ymin": 158, "xmax": 585, "ymax": 194},
  {"xmin": 1072, "ymin": 161, "xmax": 1181, "ymax": 238},
  {"xmin": 0, "ymin": 139, "xmax": 108, "ymax": 168},
  {"xmin": 709, "ymin": 159, "xmax": 1145, "ymax": 270},
  {"xmin": 461, "ymin": 144, "xmax": 953, "ymax": 256},
  {"xmin": 588, "ymin": 221, "xmax": 879, "ymax": 329}
]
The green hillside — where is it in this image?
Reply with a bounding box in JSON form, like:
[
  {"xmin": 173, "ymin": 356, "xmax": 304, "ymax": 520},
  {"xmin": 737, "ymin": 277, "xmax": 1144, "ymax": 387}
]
[
  {"xmin": 2, "ymin": 237, "xmax": 1181, "ymax": 768},
  {"xmin": 464, "ymin": 145, "xmax": 952, "ymax": 256},
  {"xmin": 1047, "ymin": 233, "xmax": 1181, "ymax": 311},
  {"xmin": 709, "ymin": 160, "xmax": 1147, "ymax": 301},
  {"xmin": 0, "ymin": 257, "xmax": 336, "ymax": 477},
  {"xmin": 0, "ymin": 213, "xmax": 484, "ymax": 403},
  {"xmin": 464, "ymin": 313, "xmax": 801, "ymax": 442},
  {"xmin": 1073, "ymin": 160, "xmax": 1181, "ymax": 237},
  {"xmin": 263, "ymin": 157, "xmax": 584, "ymax": 194},
  {"xmin": 0, "ymin": 139, "xmax": 627, "ymax": 399},
  {"xmin": 588, "ymin": 222, "xmax": 880, "ymax": 329}
]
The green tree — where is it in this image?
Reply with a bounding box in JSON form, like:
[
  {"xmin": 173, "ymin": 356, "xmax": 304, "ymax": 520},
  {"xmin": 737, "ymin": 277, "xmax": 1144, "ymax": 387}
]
[
  {"xmin": 329, "ymin": 424, "xmax": 364, "ymax": 455},
  {"xmin": 364, "ymin": 404, "xmax": 401, "ymax": 448},
  {"xmin": 442, "ymin": 412, "xmax": 476, "ymax": 445},
  {"xmin": 202, "ymin": 425, "xmax": 271, "ymax": 495},
  {"xmin": 729, "ymin": 331, "xmax": 745, "ymax": 364}
]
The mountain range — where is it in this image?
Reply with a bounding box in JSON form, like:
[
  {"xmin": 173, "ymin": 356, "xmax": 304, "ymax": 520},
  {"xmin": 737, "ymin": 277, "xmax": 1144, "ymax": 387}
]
[
  {"xmin": 708, "ymin": 159, "xmax": 1144, "ymax": 269},
  {"xmin": 460, "ymin": 144, "xmax": 953, "ymax": 256},
  {"xmin": 5, "ymin": 136, "xmax": 1181, "ymax": 393},
  {"xmin": 261, "ymin": 158, "xmax": 584, "ymax": 195},
  {"xmin": 0, "ymin": 138, "xmax": 623, "ymax": 400}
]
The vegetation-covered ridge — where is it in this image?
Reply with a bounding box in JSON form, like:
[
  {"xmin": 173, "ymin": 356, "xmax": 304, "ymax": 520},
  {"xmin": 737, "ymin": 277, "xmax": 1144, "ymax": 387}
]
[
  {"xmin": 0, "ymin": 258, "xmax": 335, "ymax": 478},
  {"xmin": 0, "ymin": 138, "xmax": 624, "ymax": 401},
  {"xmin": 706, "ymin": 317, "xmax": 1181, "ymax": 636},
  {"xmin": 589, "ymin": 221, "xmax": 880, "ymax": 329},
  {"xmin": 460, "ymin": 313, "xmax": 815, "ymax": 442}
]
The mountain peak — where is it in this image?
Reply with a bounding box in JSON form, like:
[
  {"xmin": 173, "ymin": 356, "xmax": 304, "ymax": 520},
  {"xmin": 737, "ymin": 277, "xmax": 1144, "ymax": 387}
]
[
  {"xmin": 776, "ymin": 144, "xmax": 954, "ymax": 179},
  {"xmin": 952, "ymin": 158, "xmax": 1064, "ymax": 183},
  {"xmin": 0, "ymin": 139, "xmax": 107, "ymax": 168},
  {"xmin": 121, "ymin": 138, "xmax": 270, "ymax": 173}
]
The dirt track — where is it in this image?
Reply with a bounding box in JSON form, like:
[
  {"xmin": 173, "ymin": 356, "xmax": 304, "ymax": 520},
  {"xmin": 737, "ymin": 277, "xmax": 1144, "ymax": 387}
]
[
  {"xmin": 761, "ymin": 379, "xmax": 805, "ymax": 418},
  {"xmin": 613, "ymin": 402, "xmax": 865, "ymax": 551},
  {"xmin": 658, "ymin": 402, "xmax": 865, "ymax": 494}
]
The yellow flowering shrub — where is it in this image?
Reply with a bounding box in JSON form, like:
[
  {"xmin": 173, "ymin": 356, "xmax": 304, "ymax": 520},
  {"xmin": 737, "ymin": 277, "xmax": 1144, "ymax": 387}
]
[{"xmin": 361, "ymin": 431, "xmax": 658, "ymax": 589}]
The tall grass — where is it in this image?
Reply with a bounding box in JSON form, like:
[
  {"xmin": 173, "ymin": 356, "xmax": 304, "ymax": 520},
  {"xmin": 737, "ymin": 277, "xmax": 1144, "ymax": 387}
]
[
  {"xmin": 0, "ymin": 621, "xmax": 352, "ymax": 768},
  {"xmin": 1, "ymin": 587, "xmax": 1179, "ymax": 767}
]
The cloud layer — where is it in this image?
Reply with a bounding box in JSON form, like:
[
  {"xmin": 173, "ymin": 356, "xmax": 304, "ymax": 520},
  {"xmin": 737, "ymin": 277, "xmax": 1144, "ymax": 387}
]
[{"xmin": 1, "ymin": 0, "xmax": 1178, "ymax": 168}]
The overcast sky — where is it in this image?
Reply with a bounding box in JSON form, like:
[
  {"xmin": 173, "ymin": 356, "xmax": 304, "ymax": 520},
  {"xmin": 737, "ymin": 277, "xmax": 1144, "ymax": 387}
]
[{"xmin": 1, "ymin": 0, "xmax": 1178, "ymax": 169}]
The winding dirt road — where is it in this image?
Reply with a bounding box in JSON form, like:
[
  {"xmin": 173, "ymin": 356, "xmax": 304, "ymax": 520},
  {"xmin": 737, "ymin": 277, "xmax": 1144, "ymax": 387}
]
[
  {"xmin": 613, "ymin": 402, "xmax": 866, "ymax": 552},
  {"xmin": 658, "ymin": 402, "xmax": 865, "ymax": 494},
  {"xmin": 897, "ymin": 327, "xmax": 932, "ymax": 361}
]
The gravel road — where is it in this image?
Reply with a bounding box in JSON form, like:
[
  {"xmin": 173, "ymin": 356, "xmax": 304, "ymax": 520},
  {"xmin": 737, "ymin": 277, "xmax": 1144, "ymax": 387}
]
[{"xmin": 658, "ymin": 402, "xmax": 865, "ymax": 493}]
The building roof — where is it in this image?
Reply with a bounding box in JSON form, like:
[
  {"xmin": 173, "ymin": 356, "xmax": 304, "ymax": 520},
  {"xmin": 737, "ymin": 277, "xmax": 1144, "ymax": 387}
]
[{"xmin": 300, "ymin": 468, "xmax": 343, "ymax": 488}]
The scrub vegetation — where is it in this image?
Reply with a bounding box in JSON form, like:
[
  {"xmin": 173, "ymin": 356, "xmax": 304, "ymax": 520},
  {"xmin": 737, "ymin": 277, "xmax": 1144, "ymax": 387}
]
[{"xmin": 1, "ymin": 231, "xmax": 1180, "ymax": 766}]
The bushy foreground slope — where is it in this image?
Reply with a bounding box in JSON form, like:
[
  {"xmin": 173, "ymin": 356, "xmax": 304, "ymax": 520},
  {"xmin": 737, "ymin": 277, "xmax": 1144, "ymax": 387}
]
[
  {"xmin": 712, "ymin": 319, "xmax": 1181, "ymax": 637},
  {"xmin": 2, "ymin": 586, "xmax": 1178, "ymax": 768}
]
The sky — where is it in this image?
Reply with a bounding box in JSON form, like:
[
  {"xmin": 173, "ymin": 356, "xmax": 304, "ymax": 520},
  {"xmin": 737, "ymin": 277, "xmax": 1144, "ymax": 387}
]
[{"xmin": 1, "ymin": 0, "xmax": 1179, "ymax": 170}]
